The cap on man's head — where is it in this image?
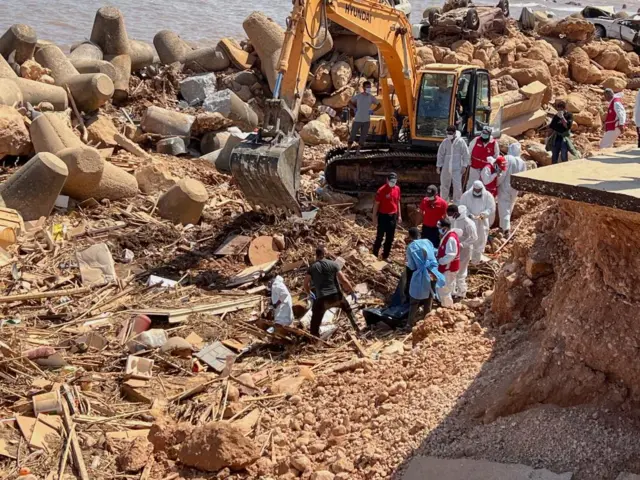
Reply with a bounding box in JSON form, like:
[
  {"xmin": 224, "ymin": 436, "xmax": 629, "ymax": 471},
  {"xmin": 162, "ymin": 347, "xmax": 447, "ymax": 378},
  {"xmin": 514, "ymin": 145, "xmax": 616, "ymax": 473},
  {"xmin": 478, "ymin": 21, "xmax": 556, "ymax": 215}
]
[
  {"xmin": 482, "ymin": 125, "xmax": 492, "ymax": 134},
  {"xmin": 388, "ymin": 172, "xmax": 398, "ymax": 180},
  {"xmin": 604, "ymin": 88, "xmax": 614, "ymax": 96},
  {"xmin": 426, "ymin": 185, "xmax": 438, "ymax": 196},
  {"xmin": 446, "ymin": 204, "xmax": 459, "ymax": 215}
]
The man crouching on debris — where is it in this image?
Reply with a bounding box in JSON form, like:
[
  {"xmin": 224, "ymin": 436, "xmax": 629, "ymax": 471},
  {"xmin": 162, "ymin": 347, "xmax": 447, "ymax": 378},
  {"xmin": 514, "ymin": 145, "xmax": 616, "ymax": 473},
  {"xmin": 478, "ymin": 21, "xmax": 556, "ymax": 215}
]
[
  {"xmin": 304, "ymin": 245, "xmax": 359, "ymax": 338},
  {"xmin": 405, "ymin": 227, "xmax": 444, "ymax": 327}
]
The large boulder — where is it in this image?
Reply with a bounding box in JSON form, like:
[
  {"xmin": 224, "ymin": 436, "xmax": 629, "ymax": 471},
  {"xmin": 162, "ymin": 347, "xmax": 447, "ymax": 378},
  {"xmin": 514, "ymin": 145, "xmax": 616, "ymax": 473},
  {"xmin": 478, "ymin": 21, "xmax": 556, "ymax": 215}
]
[
  {"xmin": 582, "ymin": 41, "xmax": 607, "ymax": 59},
  {"xmin": 496, "ymin": 59, "xmax": 552, "ymax": 103},
  {"xmin": 452, "ymin": 40, "xmax": 474, "ymax": 63},
  {"xmin": 573, "ymin": 110, "xmax": 596, "ymax": 127},
  {"xmin": 495, "ymin": 75, "xmax": 519, "ymax": 93},
  {"xmin": 565, "ymin": 93, "xmax": 587, "ymax": 113},
  {"xmin": 567, "ymin": 47, "xmax": 604, "ymax": 85},
  {"xmin": 300, "ymin": 120, "xmax": 336, "ymax": 146},
  {"xmin": 416, "ymin": 46, "xmax": 436, "ymax": 67},
  {"xmin": 0, "ymin": 106, "xmax": 31, "ymax": 157},
  {"xmin": 595, "ymin": 47, "xmax": 623, "ymax": 70},
  {"xmin": 177, "ymin": 422, "xmax": 258, "ymax": 472},
  {"xmin": 523, "ymin": 40, "xmax": 557, "ymax": 64},
  {"xmin": 616, "ymin": 51, "xmax": 640, "ymax": 75},
  {"xmin": 538, "ymin": 17, "xmax": 595, "ymax": 42},
  {"xmin": 310, "ymin": 61, "xmax": 332, "ymax": 93},
  {"xmin": 523, "ymin": 142, "xmax": 551, "ymax": 167},
  {"xmin": 601, "ymin": 76, "xmax": 627, "ymax": 92},
  {"xmin": 322, "ymin": 86, "xmax": 355, "ymax": 110},
  {"xmin": 330, "ymin": 61, "xmax": 352, "ymax": 90},
  {"xmin": 355, "ymin": 56, "xmax": 378, "ymax": 78}
]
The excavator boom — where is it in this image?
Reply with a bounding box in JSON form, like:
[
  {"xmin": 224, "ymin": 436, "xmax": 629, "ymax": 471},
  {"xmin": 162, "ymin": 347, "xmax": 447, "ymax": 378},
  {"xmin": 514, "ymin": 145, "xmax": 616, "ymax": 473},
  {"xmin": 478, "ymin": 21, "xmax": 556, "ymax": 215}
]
[{"xmin": 228, "ymin": 0, "xmax": 418, "ymax": 212}]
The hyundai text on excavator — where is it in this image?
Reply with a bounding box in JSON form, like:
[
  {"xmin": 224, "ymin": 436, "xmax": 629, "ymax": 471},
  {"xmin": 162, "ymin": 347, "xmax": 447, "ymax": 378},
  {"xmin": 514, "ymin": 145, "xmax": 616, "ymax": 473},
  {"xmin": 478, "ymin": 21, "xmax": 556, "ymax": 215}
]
[{"xmin": 225, "ymin": 0, "xmax": 502, "ymax": 213}]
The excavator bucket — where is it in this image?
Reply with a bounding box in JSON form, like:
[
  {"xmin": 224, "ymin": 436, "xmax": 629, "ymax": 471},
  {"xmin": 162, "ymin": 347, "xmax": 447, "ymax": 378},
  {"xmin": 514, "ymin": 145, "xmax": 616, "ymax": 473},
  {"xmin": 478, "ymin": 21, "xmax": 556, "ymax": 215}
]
[{"xmin": 229, "ymin": 134, "xmax": 303, "ymax": 214}]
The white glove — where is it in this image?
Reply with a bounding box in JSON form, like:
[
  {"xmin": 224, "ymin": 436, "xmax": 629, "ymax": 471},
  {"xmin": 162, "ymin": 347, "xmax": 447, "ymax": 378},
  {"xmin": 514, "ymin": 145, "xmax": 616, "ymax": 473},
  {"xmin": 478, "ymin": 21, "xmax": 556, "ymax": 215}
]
[{"xmin": 487, "ymin": 156, "xmax": 496, "ymax": 165}]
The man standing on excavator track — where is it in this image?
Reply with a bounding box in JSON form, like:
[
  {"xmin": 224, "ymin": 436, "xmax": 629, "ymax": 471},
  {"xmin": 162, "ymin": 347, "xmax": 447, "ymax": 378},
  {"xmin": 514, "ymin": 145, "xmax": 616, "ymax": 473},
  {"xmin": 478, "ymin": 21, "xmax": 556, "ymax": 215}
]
[{"xmin": 347, "ymin": 81, "xmax": 380, "ymax": 154}]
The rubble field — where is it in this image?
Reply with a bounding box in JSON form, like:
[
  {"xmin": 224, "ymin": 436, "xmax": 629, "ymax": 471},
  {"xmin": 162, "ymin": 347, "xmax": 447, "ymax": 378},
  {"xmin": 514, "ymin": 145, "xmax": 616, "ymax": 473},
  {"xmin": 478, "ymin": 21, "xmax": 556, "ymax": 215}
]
[{"xmin": 0, "ymin": 4, "xmax": 639, "ymax": 480}]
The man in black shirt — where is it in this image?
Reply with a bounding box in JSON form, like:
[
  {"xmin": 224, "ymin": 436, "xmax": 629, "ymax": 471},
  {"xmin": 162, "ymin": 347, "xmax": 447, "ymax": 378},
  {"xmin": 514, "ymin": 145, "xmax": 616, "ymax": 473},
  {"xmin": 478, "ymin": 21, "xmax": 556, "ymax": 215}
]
[
  {"xmin": 304, "ymin": 245, "xmax": 359, "ymax": 337},
  {"xmin": 549, "ymin": 100, "xmax": 573, "ymax": 164}
]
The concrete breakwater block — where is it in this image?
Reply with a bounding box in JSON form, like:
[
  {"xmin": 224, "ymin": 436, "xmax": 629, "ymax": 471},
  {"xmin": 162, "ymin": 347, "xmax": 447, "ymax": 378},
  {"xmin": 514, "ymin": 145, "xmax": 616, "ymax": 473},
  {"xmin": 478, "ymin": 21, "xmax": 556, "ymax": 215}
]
[
  {"xmin": 157, "ymin": 137, "xmax": 187, "ymax": 156},
  {"xmin": 141, "ymin": 106, "xmax": 195, "ymax": 137},
  {"xmin": 12, "ymin": 78, "xmax": 68, "ymax": 111},
  {"xmin": 180, "ymin": 73, "xmax": 217, "ymax": 106},
  {"xmin": 0, "ymin": 52, "xmax": 18, "ymax": 79},
  {"xmin": 30, "ymin": 112, "xmax": 83, "ymax": 154},
  {"xmin": 90, "ymin": 6, "xmax": 130, "ymax": 56},
  {"xmin": 153, "ymin": 30, "xmax": 192, "ymax": 65},
  {"xmin": 203, "ymin": 89, "xmax": 258, "ymax": 130},
  {"xmin": 105, "ymin": 54, "xmax": 131, "ymax": 104},
  {"xmin": 35, "ymin": 44, "xmax": 114, "ymax": 112},
  {"xmin": 0, "ymin": 152, "xmax": 68, "ymax": 221},
  {"xmin": 243, "ymin": 12, "xmax": 284, "ymax": 93},
  {"xmin": 0, "ymin": 79, "xmax": 23, "ymax": 106},
  {"xmin": 129, "ymin": 40, "xmax": 156, "ymax": 71},
  {"xmin": 333, "ymin": 35, "xmax": 378, "ymax": 58},
  {"xmin": 57, "ymin": 146, "xmax": 138, "ymax": 201},
  {"xmin": 70, "ymin": 59, "xmax": 117, "ymax": 82},
  {"xmin": 201, "ymin": 131, "xmax": 230, "ymax": 155},
  {"xmin": 69, "ymin": 41, "xmax": 103, "ymax": 61},
  {"xmin": 0, "ymin": 24, "xmax": 37, "ymax": 64},
  {"xmin": 157, "ymin": 178, "xmax": 208, "ymax": 225},
  {"xmin": 184, "ymin": 46, "xmax": 230, "ymax": 72}
]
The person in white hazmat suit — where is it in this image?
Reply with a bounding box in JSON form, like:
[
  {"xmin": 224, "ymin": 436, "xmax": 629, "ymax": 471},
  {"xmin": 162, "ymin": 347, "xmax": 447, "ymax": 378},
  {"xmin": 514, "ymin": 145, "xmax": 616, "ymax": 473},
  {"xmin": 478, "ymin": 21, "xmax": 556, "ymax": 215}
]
[
  {"xmin": 436, "ymin": 125, "xmax": 470, "ymax": 203},
  {"xmin": 446, "ymin": 204, "xmax": 478, "ymax": 298},
  {"xmin": 270, "ymin": 276, "xmax": 293, "ymax": 327},
  {"xmin": 497, "ymin": 142, "xmax": 527, "ymax": 235},
  {"xmin": 460, "ymin": 181, "xmax": 496, "ymax": 264}
]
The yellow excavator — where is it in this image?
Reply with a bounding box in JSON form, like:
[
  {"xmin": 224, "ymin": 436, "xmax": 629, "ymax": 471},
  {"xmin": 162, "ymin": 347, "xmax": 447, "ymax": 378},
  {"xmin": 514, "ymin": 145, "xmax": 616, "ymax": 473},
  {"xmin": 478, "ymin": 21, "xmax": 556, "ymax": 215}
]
[{"xmin": 226, "ymin": 0, "xmax": 502, "ymax": 212}]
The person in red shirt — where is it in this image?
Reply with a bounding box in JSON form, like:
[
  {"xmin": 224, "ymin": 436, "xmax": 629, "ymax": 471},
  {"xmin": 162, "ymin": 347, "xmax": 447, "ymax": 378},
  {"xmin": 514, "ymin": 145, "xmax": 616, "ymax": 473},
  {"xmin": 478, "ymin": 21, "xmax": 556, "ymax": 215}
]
[
  {"xmin": 420, "ymin": 185, "xmax": 448, "ymax": 248},
  {"xmin": 372, "ymin": 172, "xmax": 401, "ymax": 260}
]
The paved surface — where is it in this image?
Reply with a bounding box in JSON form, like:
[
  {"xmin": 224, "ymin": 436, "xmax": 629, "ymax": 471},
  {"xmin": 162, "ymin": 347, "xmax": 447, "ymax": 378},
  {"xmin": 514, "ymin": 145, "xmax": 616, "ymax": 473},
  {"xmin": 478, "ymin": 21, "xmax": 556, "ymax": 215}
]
[
  {"xmin": 402, "ymin": 457, "xmax": 573, "ymax": 480},
  {"xmin": 512, "ymin": 147, "xmax": 640, "ymax": 213}
]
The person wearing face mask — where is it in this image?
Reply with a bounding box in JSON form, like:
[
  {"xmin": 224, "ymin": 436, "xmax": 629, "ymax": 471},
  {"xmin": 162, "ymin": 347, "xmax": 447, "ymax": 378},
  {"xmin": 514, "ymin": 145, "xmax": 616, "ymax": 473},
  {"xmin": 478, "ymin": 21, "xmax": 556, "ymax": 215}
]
[
  {"xmin": 405, "ymin": 226, "xmax": 445, "ymax": 326},
  {"xmin": 373, "ymin": 173, "xmax": 402, "ymax": 260},
  {"xmin": 419, "ymin": 185, "xmax": 448, "ymax": 249},
  {"xmin": 480, "ymin": 154, "xmax": 506, "ymax": 198},
  {"xmin": 497, "ymin": 142, "xmax": 527, "ymax": 236},
  {"xmin": 600, "ymin": 88, "xmax": 626, "ymax": 149},
  {"xmin": 435, "ymin": 218, "xmax": 460, "ymax": 308},
  {"xmin": 467, "ymin": 125, "xmax": 500, "ymax": 190},
  {"xmin": 548, "ymin": 100, "xmax": 573, "ymax": 164},
  {"xmin": 270, "ymin": 276, "xmax": 293, "ymax": 327},
  {"xmin": 460, "ymin": 180, "xmax": 496, "ymax": 264},
  {"xmin": 347, "ymin": 81, "xmax": 380, "ymax": 154},
  {"xmin": 446, "ymin": 204, "xmax": 477, "ymax": 299},
  {"xmin": 437, "ymin": 125, "xmax": 470, "ymax": 203}
]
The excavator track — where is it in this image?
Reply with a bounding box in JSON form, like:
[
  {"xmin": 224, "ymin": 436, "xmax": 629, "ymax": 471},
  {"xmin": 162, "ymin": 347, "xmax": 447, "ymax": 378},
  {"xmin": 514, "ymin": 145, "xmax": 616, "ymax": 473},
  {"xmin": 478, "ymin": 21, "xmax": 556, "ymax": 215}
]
[{"xmin": 324, "ymin": 147, "xmax": 440, "ymax": 199}]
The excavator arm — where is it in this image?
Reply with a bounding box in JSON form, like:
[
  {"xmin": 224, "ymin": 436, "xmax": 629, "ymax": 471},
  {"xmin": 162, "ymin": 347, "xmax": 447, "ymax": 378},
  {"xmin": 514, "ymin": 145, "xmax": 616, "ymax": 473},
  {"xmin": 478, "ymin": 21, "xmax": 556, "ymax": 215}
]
[{"xmin": 228, "ymin": 0, "xmax": 418, "ymax": 213}]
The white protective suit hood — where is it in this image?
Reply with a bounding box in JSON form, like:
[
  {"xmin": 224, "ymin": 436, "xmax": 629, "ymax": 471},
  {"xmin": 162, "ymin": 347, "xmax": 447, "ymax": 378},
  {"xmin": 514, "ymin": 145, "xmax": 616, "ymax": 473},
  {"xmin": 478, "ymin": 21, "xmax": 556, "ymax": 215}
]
[
  {"xmin": 457, "ymin": 204, "xmax": 468, "ymax": 217},
  {"xmin": 507, "ymin": 142, "xmax": 521, "ymax": 157}
]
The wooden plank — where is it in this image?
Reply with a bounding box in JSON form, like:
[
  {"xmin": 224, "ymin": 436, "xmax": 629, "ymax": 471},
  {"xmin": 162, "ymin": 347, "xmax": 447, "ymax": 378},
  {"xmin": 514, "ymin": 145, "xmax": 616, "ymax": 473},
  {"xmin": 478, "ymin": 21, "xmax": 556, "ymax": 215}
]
[
  {"xmin": 214, "ymin": 234, "xmax": 252, "ymax": 256},
  {"xmin": 105, "ymin": 429, "xmax": 150, "ymax": 440},
  {"xmin": 0, "ymin": 286, "xmax": 93, "ymax": 303},
  {"xmin": 348, "ymin": 332, "xmax": 367, "ymax": 358}
]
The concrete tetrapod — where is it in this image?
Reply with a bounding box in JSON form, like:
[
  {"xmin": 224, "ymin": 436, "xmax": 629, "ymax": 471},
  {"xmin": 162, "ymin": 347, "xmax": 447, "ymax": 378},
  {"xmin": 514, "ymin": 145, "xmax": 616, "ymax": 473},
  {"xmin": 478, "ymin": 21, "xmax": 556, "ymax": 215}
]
[
  {"xmin": 0, "ymin": 24, "xmax": 37, "ymax": 64},
  {"xmin": 30, "ymin": 112, "xmax": 84, "ymax": 154},
  {"xmin": 0, "ymin": 79, "xmax": 23, "ymax": 107},
  {"xmin": 129, "ymin": 40, "xmax": 157, "ymax": 71},
  {"xmin": 105, "ymin": 54, "xmax": 131, "ymax": 104},
  {"xmin": 157, "ymin": 178, "xmax": 208, "ymax": 225},
  {"xmin": 141, "ymin": 106, "xmax": 195, "ymax": 137},
  {"xmin": 157, "ymin": 137, "xmax": 187, "ymax": 156},
  {"xmin": 90, "ymin": 6, "xmax": 130, "ymax": 56},
  {"xmin": 57, "ymin": 146, "xmax": 138, "ymax": 201},
  {"xmin": 0, "ymin": 152, "xmax": 68, "ymax": 221},
  {"xmin": 0, "ymin": 53, "xmax": 18, "ymax": 78},
  {"xmin": 203, "ymin": 89, "xmax": 258, "ymax": 130},
  {"xmin": 35, "ymin": 44, "xmax": 114, "ymax": 112},
  {"xmin": 69, "ymin": 41, "xmax": 104, "ymax": 61},
  {"xmin": 153, "ymin": 30, "xmax": 192, "ymax": 65},
  {"xmin": 11, "ymin": 78, "xmax": 68, "ymax": 111},
  {"xmin": 184, "ymin": 46, "xmax": 230, "ymax": 72},
  {"xmin": 243, "ymin": 12, "xmax": 284, "ymax": 93},
  {"xmin": 70, "ymin": 59, "xmax": 118, "ymax": 82}
]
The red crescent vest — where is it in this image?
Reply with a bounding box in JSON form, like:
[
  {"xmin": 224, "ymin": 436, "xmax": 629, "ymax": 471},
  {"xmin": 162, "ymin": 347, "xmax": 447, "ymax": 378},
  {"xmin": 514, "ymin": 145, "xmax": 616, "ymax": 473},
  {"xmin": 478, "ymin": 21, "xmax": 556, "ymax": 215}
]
[
  {"xmin": 471, "ymin": 138, "xmax": 497, "ymax": 170},
  {"xmin": 605, "ymin": 97, "xmax": 622, "ymax": 132},
  {"xmin": 484, "ymin": 163, "xmax": 499, "ymax": 198},
  {"xmin": 437, "ymin": 230, "xmax": 460, "ymax": 273}
]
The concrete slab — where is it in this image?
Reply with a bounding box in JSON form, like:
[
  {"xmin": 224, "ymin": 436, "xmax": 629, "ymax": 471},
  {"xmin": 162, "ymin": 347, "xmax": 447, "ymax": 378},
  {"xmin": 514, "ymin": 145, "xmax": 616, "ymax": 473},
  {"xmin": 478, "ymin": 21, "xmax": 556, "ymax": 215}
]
[
  {"xmin": 402, "ymin": 457, "xmax": 573, "ymax": 480},
  {"xmin": 512, "ymin": 147, "xmax": 640, "ymax": 213}
]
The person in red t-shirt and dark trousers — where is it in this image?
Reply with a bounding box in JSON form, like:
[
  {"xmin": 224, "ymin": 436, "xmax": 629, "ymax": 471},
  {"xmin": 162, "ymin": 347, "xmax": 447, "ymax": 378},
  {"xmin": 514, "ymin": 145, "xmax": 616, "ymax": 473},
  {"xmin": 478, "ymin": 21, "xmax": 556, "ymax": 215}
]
[
  {"xmin": 372, "ymin": 172, "xmax": 401, "ymax": 260},
  {"xmin": 420, "ymin": 185, "xmax": 448, "ymax": 248}
]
